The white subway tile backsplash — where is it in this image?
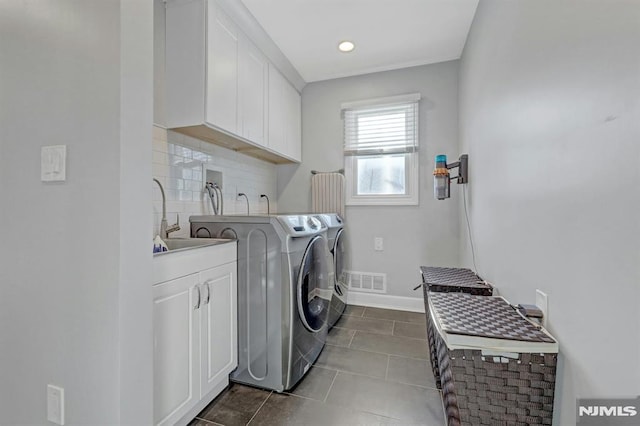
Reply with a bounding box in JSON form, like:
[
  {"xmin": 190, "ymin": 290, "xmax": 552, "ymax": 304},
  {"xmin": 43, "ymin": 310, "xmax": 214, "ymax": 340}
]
[
  {"xmin": 198, "ymin": 141, "xmax": 213, "ymax": 153},
  {"xmin": 181, "ymin": 169, "xmax": 193, "ymax": 180},
  {"xmin": 188, "ymin": 180, "xmax": 202, "ymax": 192},
  {"xmin": 152, "ymin": 150, "xmax": 169, "ymax": 165},
  {"xmin": 175, "ymin": 146, "xmax": 192, "ymax": 159},
  {"xmin": 152, "ymin": 163, "xmax": 167, "ymax": 178},
  {"xmin": 166, "ymin": 201, "xmax": 185, "ymax": 214},
  {"xmin": 192, "ymin": 151, "xmax": 208, "ymax": 162},
  {"xmin": 181, "ymin": 135, "xmax": 200, "ymax": 150},
  {"xmin": 169, "ymin": 166, "xmax": 182, "ymax": 179},
  {"xmin": 153, "ymin": 126, "xmax": 168, "ymax": 142},
  {"xmin": 153, "ymin": 138, "xmax": 169, "ymax": 153},
  {"xmin": 165, "ymin": 178, "xmax": 183, "ymax": 190},
  {"xmin": 165, "ymin": 189, "xmax": 178, "ymax": 201},
  {"xmin": 169, "ymin": 154, "xmax": 183, "ymax": 166},
  {"xmin": 191, "ymin": 169, "xmax": 202, "ymax": 182},
  {"xmin": 152, "ymin": 127, "xmax": 278, "ymax": 236}
]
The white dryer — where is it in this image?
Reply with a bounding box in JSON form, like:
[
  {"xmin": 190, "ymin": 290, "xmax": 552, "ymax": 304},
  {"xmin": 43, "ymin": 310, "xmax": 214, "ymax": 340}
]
[
  {"xmin": 314, "ymin": 213, "xmax": 348, "ymax": 328},
  {"xmin": 190, "ymin": 215, "xmax": 332, "ymax": 392}
]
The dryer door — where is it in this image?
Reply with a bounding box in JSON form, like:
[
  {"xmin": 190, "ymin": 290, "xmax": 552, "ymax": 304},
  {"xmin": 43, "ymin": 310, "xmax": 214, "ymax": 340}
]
[
  {"xmin": 333, "ymin": 228, "xmax": 347, "ymax": 293},
  {"xmin": 297, "ymin": 235, "xmax": 331, "ymax": 332}
]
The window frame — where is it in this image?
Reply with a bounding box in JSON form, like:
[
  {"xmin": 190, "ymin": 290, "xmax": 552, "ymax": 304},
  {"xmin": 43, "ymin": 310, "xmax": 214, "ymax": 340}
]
[{"xmin": 342, "ymin": 93, "xmax": 420, "ymax": 206}]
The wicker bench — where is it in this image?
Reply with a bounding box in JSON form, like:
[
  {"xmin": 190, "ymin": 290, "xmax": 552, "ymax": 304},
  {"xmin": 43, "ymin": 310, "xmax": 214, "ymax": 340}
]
[
  {"xmin": 420, "ymin": 267, "xmax": 493, "ymax": 388},
  {"xmin": 428, "ymin": 292, "xmax": 558, "ymax": 426}
]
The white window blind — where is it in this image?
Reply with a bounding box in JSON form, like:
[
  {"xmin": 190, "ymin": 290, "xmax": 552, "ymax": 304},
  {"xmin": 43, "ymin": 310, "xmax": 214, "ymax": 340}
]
[
  {"xmin": 343, "ymin": 93, "xmax": 420, "ymax": 156},
  {"xmin": 342, "ymin": 93, "xmax": 421, "ymax": 206}
]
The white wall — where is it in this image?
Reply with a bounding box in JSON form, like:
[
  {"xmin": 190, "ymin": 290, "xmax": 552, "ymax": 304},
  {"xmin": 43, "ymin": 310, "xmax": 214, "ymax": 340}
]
[
  {"xmin": 152, "ymin": 127, "xmax": 278, "ymax": 237},
  {"xmin": 458, "ymin": 1, "xmax": 640, "ymax": 424},
  {"xmin": 278, "ymin": 62, "xmax": 461, "ymax": 302},
  {"xmin": 0, "ymin": 1, "xmax": 153, "ymax": 424},
  {"xmin": 120, "ymin": 0, "xmax": 154, "ymax": 423}
]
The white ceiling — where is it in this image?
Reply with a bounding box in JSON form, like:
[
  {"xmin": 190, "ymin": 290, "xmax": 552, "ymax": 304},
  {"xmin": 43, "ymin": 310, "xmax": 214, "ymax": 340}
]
[{"xmin": 241, "ymin": 0, "xmax": 479, "ymax": 83}]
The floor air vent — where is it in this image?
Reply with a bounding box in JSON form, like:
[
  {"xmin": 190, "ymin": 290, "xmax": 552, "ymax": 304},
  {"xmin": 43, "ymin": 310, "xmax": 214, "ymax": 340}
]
[{"xmin": 345, "ymin": 271, "xmax": 387, "ymax": 294}]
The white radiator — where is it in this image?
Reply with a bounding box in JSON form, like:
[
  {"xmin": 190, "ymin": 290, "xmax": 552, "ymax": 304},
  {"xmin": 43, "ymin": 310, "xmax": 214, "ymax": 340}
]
[{"xmin": 311, "ymin": 172, "xmax": 345, "ymax": 218}]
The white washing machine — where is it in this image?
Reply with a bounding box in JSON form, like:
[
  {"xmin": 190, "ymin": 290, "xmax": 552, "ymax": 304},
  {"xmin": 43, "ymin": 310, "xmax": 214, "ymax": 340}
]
[
  {"xmin": 314, "ymin": 213, "xmax": 348, "ymax": 328},
  {"xmin": 190, "ymin": 215, "xmax": 332, "ymax": 392}
]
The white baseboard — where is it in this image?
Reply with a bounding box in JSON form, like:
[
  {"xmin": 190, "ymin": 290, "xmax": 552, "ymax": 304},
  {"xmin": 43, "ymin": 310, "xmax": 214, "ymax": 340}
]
[{"xmin": 346, "ymin": 291, "xmax": 425, "ymax": 313}]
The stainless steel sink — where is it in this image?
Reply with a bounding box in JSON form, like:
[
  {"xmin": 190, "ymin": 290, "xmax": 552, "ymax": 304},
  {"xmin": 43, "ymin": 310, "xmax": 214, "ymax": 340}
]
[{"xmin": 154, "ymin": 237, "xmax": 233, "ymax": 255}]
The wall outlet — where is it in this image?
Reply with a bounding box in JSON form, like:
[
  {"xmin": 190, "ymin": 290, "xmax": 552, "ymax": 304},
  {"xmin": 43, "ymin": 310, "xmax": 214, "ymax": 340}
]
[
  {"xmin": 535, "ymin": 289, "xmax": 548, "ymax": 327},
  {"xmin": 374, "ymin": 237, "xmax": 384, "ymax": 251},
  {"xmin": 47, "ymin": 384, "xmax": 65, "ymax": 425},
  {"xmin": 41, "ymin": 145, "xmax": 67, "ymax": 182}
]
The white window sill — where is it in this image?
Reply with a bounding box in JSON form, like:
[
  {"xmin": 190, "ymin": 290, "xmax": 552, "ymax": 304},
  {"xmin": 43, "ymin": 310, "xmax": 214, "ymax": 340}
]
[{"xmin": 346, "ymin": 195, "xmax": 419, "ymax": 206}]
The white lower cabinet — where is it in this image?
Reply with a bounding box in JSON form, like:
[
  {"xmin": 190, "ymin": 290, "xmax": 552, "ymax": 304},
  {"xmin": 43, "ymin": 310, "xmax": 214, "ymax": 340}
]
[
  {"xmin": 199, "ymin": 264, "xmax": 237, "ymax": 398},
  {"xmin": 153, "ymin": 259, "xmax": 237, "ymax": 426}
]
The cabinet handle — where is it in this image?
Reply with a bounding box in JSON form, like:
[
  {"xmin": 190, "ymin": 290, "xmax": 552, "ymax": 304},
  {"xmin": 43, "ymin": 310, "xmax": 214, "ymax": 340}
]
[
  {"xmin": 194, "ymin": 285, "xmax": 201, "ymax": 310},
  {"xmin": 203, "ymin": 280, "xmax": 212, "ymax": 305}
]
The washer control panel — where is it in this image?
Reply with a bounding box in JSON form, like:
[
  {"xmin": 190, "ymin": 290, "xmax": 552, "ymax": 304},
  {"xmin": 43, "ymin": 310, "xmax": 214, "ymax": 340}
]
[
  {"xmin": 313, "ymin": 213, "xmax": 344, "ymax": 229},
  {"xmin": 278, "ymin": 215, "xmax": 325, "ymax": 236}
]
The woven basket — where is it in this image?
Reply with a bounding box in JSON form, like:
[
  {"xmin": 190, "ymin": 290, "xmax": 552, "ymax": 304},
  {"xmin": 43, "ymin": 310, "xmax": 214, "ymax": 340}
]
[
  {"xmin": 420, "ymin": 267, "xmax": 492, "ymax": 389},
  {"xmin": 422, "ymin": 284, "xmax": 439, "ymax": 387},
  {"xmin": 435, "ymin": 328, "xmax": 557, "ymax": 426}
]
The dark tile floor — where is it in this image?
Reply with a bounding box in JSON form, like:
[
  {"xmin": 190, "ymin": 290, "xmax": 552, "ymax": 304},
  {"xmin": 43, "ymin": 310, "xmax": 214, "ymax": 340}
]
[{"xmin": 190, "ymin": 305, "xmax": 446, "ymax": 426}]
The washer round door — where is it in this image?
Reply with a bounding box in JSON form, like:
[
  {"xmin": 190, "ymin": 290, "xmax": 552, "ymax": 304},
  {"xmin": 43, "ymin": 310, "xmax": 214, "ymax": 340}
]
[
  {"xmin": 297, "ymin": 235, "xmax": 331, "ymax": 332},
  {"xmin": 332, "ymin": 228, "xmax": 347, "ymax": 294}
]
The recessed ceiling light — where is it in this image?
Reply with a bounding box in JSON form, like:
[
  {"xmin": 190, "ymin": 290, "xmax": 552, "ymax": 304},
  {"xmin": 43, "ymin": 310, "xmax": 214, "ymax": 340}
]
[{"xmin": 338, "ymin": 40, "xmax": 355, "ymax": 53}]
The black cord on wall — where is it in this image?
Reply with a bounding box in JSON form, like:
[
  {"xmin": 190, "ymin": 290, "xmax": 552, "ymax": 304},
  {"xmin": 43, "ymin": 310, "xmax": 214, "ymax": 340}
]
[{"xmin": 463, "ymin": 184, "xmax": 478, "ymax": 274}]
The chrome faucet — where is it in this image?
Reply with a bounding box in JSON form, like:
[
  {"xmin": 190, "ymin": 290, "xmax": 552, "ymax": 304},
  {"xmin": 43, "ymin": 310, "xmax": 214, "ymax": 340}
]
[
  {"xmin": 238, "ymin": 193, "xmax": 250, "ymax": 215},
  {"xmin": 153, "ymin": 178, "xmax": 180, "ymax": 239},
  {"xmin": 260, "ymin": 194, "xmax": 270, "ymax": 215}
]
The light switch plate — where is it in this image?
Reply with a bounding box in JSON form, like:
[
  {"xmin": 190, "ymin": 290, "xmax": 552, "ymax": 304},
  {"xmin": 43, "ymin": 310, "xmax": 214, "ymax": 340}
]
[
  {"xmin": 374, "ymin": 237, "xmax": 384, "ymax": 251},
  {"xmin": 41, "ymin": 145, "xmax": 67, "ymax": 182}
]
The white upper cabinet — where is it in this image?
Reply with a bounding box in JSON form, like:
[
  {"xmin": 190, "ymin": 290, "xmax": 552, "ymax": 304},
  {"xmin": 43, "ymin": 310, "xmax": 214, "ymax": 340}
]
[
  {"xmin": 267, "ymin": 64, "xmax": 286, "ymax": 156},
  {"xmin": 165, "ymin": 0, "xmax": 301, "ymax": 164},
  {"xmin": 284, "ymin": 74, "xmax": 302, "ymax": 161},
  {"xmin": 165, "ymin": 0, "xmax": 206, "ymax": 128},
  {"xmin": 238, "ymin": 36, "xmax": 268, "ymax": 147},
  {"xmin": 206, "ymin": 4, "xmax": 239, "ymax": 135},
  {"xmin": 268, "ymin": 64, "xmax": 302, "ymax": 162}
]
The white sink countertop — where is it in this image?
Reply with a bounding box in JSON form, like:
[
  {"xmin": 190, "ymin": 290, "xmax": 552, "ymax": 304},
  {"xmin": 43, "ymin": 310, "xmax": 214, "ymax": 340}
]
[{"xmin": 153, "ymin": 238, "xmax": 237, "ymax": 284}]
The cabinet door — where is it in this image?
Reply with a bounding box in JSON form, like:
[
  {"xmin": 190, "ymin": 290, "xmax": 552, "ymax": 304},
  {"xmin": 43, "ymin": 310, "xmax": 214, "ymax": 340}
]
[
  {"xmin": 165, "ymin": 0, "xmax": 206, "ymax": 128},
  {"xmin": 153, "ymin": 274, "xmax": 201, "ymax": 426},
  {"xmin": 267, "ymin": 63, "xmax": 286, "ymax": 155},
  {"xmin": 239, "ymin": 35, "xmax": 268, "ymax": 146},
  {"xmin": 284, "ymin": 81, "xmax": 302, "ymax": 161},
  {"xmin": 206, "ymin": 1, "xmax": 239, "ymax": 134},
  {"xmin": 199, "ymin": 262, "xmax": 238, "ymax": 397},
  {"xmin": 268, "ymin": 64, "xmax": 302, "ymax": 161}
]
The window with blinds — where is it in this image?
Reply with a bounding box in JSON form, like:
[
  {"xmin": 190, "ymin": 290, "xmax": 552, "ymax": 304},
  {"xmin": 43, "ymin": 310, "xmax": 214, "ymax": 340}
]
[{"xmin": 342, "ymin": 93, "xmax": 420, "ymax": 205}]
